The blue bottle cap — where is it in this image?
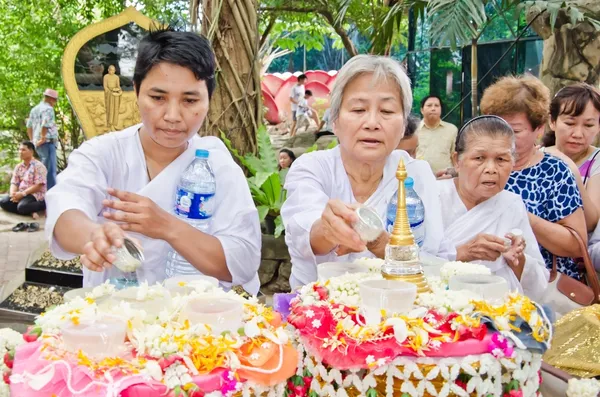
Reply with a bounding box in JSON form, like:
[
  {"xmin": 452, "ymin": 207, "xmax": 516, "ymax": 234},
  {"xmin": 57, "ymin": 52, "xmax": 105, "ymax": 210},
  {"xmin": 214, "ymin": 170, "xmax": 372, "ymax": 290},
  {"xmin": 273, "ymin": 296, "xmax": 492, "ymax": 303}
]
[
  {"xmin": 195, "ymin": 149, "xmax": 209, "ymax": 158},
  {"xmin": 404, "ymin": 177, "xmax": 414, "ymax": 188}
]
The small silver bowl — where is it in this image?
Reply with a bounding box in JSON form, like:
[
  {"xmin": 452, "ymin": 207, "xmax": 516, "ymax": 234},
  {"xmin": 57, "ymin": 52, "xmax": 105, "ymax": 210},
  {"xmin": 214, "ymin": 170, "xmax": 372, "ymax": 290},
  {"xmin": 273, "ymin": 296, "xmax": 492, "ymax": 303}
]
[
  {"xmin": 112, "ymin": 238, "xmax": 144, "ymax": 273},
  {"xmin": 353, "ymin": 206, "xmax": 384, "ymax": 242}
]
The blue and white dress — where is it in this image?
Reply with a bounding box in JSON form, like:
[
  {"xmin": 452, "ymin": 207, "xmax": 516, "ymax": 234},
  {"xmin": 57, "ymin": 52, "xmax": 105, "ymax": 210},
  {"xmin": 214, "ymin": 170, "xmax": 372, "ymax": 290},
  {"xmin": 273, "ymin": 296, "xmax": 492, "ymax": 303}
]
[{"xmin": 505, "ymin": 153, "xmax": 583, "ymax": 279}]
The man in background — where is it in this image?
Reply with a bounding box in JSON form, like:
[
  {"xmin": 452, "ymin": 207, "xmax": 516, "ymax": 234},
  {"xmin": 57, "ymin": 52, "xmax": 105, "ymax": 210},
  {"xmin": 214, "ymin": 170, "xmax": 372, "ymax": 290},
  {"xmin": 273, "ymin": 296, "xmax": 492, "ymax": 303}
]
[
  {"xmin": 27, "ymin": 88, "xmax": 59, "ymax": 189},
  {"xmin": 289, "ymin": 74, "xmax": 307, "ymax": 137},
  {"xmin": 416, "ymin": 95, "xmax": 458, "ymax": 177}
]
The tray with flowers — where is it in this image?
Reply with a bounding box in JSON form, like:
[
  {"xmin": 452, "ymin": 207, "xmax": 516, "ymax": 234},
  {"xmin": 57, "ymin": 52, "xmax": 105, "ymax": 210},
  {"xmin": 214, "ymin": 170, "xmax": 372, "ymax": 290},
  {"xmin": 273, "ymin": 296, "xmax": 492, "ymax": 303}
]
[
  {"xmin": 285, "ymin": 262, "xmax": 553, "ymax": 397},
  {"xmin": 8, "ymin": 280, "xmax": 298, "ymax": 397}
]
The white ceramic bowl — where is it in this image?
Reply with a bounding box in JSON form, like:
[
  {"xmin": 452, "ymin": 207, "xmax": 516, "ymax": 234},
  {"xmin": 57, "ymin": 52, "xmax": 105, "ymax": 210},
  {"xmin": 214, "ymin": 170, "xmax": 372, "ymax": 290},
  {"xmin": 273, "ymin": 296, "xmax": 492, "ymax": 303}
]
[
  {"xmin": 61, "ymin": 315, "xmax": 126, "ymax": 358},
  {"xmin": 448, "ymin": 274, "xmax": 509, "ymax": 302},
  {"xmin": 111, "ymin": 286, "xmax": 171, "ymax": 315},
  {"xmin": 163, "ymin": 275, "xmax": 219, "ymax": 295},
  {"xmin": 64, "ymin": 288, "xmax": 95, "ymax": 302},
  {"xmin": 182, "ymin": 297, "xmax": 243, "ymax": 335},
  {"xmin": 317, "ymin": 262, "xmax": 370, "ymax": 281},
  {"xmin": 419, "ymin": 252, "xmax": 447, "ymax": 277},
  {"xmin": 359, "ymin": 279, "xmax": 417, "ymax": 325}
]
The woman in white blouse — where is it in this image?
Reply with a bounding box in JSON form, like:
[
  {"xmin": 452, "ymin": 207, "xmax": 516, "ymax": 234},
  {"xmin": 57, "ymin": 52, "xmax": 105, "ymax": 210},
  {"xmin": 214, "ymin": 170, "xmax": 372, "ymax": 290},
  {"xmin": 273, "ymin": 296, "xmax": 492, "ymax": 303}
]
[
  {"xmin": 281, "ymin": 55, "xmax": 454, "ymax": 289},
  {"xmin": 45, "ymin": 29, "xmax": 261, "ymax": 293}
]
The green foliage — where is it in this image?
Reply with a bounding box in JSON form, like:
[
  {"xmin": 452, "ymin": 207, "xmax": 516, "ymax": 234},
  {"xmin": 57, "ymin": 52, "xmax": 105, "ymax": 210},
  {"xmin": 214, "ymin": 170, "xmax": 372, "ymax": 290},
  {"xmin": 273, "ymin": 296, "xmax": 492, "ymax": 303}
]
[
  {"xmin": 221, "ymin": 127, "xmax": 286, "ymax": 238},
  {"xmin": 0, "ymin": 0, "xmax": 188, "ymax": 178},
  {"xmin": 425, "ymin": 0, "xmax": 600, "ymax": 48},
  {"xmin": 305, "ymin": 137, "xmax": 338, "ymax": 153},
  {"xmin": 520, "ymin": 0, "xmax": 600, "ymax": 30}
]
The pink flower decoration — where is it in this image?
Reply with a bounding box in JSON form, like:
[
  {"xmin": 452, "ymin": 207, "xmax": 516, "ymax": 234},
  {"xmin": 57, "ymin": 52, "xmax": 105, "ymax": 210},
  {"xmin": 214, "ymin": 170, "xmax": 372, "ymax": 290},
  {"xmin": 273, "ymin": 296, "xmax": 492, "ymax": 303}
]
[{"xmin": 489, "ymin": 333, "xmax": 515, "ymax": 358}]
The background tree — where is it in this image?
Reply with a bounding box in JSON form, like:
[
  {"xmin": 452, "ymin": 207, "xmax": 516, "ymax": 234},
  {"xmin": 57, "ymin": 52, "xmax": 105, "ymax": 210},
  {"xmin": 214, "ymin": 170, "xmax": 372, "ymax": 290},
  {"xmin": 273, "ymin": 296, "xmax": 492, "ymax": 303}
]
[{"xmin": 200, "ymin": 0, "xmax": 261, "ymax": 154}]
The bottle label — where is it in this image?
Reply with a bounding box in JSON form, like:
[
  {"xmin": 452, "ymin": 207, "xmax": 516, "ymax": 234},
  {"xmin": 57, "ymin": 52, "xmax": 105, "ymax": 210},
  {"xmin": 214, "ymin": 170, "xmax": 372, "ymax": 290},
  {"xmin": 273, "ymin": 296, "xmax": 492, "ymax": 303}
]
[{"xmin": 175, "ymin": 189, "xmax": 215, "ymax": 219}]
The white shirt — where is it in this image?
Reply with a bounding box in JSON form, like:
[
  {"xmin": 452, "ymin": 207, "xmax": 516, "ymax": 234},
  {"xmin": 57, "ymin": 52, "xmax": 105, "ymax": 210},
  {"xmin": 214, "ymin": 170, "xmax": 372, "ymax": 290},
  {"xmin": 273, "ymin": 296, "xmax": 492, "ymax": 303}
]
[
  {"xmin": 282, "ymin": 147, "xmax": 455, "ymax": 289},
  {"xmin": 321, "ymin": 109, "xmax": 332, "ymax": 132},
  {"xmin": 437, "ymin": 178, "xmax": 549, "ymax": 300},
  {"xmin": 45, "ymin": 125, "xmax": 262, "ymax": 294},
  {"xmin": 290, "ymin": 85, "xmax": 305, "ymax": 111},
  {"xmin": 296, "ymin": 98, "xmax": 310, "ymax": 117}
]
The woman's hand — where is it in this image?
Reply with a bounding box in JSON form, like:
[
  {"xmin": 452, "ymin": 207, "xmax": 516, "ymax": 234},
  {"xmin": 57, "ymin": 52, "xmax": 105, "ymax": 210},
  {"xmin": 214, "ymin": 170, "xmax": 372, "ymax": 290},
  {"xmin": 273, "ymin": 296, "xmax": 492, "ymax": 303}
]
[
  {"xmin": 456, "ymin": 233, "xmax": 507, "ymax": 262},
  {"xmin": 310, "ymin": 199, "xmax": 365, "ymax": 255},
  {"xmin": 102, "ymin": 188, "xmax": 175, "ymax": 240},
  {"xmin": 503, "ymin": 233, "xmax": 526, "ymax": 279},
  {"xmin": 80, "ymin": 222, "xmax": 127, "ymax": 272},
  {"xmin": 335, "ymin": 231, "xmax": 389, "ymax": 258},
  {"xmin": 10, "ymin": 191, "xmax": 24, "ymax": 202}
]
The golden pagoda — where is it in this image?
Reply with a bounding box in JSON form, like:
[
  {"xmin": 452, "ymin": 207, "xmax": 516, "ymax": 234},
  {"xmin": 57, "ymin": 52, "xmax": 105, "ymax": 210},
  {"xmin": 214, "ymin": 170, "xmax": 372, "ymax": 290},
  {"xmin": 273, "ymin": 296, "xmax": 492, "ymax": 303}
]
[{"xmin": 381, "ymin": 160, "xmax": 430, "ymax": 293}]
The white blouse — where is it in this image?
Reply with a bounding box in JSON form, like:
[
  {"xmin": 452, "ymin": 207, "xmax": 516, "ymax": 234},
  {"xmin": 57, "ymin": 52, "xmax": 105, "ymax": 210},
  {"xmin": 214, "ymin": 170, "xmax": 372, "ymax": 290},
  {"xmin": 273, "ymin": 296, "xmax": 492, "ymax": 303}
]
[
  {"xmin": 45, "ymin": 124, "xmax": 262, "ymax": 293},
  {"xmin": 282, "ymin": 147, "xmax": 455, "ymax": 289}
]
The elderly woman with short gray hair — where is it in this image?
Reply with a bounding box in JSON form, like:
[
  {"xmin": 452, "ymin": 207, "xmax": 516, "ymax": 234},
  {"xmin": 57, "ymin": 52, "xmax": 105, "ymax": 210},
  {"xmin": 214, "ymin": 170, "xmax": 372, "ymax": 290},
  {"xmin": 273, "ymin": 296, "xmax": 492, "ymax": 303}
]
[
  {"xmin": 281, "ymin": 55, "xmax": 454, "ymax": 289},
  {"xmin": 438, "ymin": 116, "xmax": 548, "ymax": 299}
]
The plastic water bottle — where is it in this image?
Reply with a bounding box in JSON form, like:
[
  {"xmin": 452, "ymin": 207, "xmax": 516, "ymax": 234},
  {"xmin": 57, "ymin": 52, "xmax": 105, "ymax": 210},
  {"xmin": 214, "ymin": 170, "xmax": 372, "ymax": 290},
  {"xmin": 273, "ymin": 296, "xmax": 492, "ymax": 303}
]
[
  {"xmin": 165, "ymin": 149, "xmax": 216, "ymax": 277},
  {"xmin": 385, "ymin": 177, "xmax": 426, "ymax": 247}
]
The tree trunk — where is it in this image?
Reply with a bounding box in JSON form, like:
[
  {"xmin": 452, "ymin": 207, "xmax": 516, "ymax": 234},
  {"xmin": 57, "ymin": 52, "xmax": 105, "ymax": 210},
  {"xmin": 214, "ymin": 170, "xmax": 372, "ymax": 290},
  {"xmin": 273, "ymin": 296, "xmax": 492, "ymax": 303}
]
[
  {"xmin": 201, "ymin": 0, "xmax": 260, "ymax": 154},
  {"xmin": 471, "ymin": 38, "xmax": 478, "ymax": 118},
  {"xmin": 527, "ymin": 3, "xmax": 600, "ymax": 97}
]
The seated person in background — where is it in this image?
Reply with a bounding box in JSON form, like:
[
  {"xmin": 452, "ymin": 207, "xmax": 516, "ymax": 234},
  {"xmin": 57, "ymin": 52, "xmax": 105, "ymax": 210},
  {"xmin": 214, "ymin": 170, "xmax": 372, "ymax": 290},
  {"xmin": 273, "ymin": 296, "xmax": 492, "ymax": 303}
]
[
  {"xmin": 278, "ymin": 149, "xmax": 296, "ymax": 170},
  {"xmin": 316, "ymin": 108, "xmax": 335, "ymax": 140},
  {"xmin": 438, "ymin": 116, "xmax": 549, "ymax": 300},
  {"xmin": 396, "ymin": 114, "xmax": 419, "ymax": 158},
  {"xmin": 278, "ymin": 148, "xmax": 296, "ymax": 183},
  {"xmin": 45, "ymin": 28, "xmax": 261, "ymax": 292},
  {"xmin": 295, "ymin": 90, "xmax": 320, "ymax": 133},
  {"xmin": 281, "ymin": 55, "xmax": 454, "ymax": 289},
  {"xmin": 480, "ymin": 75, "xmax": 587, "ymax": 280},
  {"xmin": 0, "ymin": 141, "xmax": 47, "ymax": 219}
]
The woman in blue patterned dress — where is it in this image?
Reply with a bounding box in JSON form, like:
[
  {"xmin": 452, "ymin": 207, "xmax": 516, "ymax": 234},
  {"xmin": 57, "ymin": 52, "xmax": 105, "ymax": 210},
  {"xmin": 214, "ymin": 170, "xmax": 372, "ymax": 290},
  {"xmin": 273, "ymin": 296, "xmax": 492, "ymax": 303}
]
[{"xmin": 480, "ymin": 75, "xmax": 587, "ymax": 279}]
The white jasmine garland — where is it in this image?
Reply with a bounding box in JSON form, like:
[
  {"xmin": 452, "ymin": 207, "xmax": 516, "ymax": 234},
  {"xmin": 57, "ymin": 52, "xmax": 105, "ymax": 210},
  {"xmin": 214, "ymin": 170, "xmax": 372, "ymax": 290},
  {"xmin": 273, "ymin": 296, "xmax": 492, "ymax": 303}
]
[
  {"xmin": 567, "ymin": 378, "xmax": 600, "ymax": 397},
  {"xmin": 439, "ymin": 262, "xmax": 491, "ymax": 284},
  {"xmin": 86, "ymin": 280, "xmax": 116, "ymax": 299}
]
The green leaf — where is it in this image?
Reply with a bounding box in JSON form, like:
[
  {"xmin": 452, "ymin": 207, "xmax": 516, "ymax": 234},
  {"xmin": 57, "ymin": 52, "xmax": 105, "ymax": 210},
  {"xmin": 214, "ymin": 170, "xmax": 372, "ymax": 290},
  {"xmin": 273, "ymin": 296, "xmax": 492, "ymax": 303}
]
[
  {"xmin": 366, "ymin": 388, "xmax": 378, "ymax": 397},
  {"xmin": 326, "ymin": 138, "xmax": 339, "ymax": 149},
  {"xmin": 256, "ymin": 125, "xmax": 279, "ymax": 173},
  {"xmin": 261, "ymin": 173, "xmax": 282, "ymax": 207},
  {"xmin": 257, "ymin": 205, "xmax": 270, "ymax": 222},
  {"xmin": 305, "ymin": 143, "xmax": 319, "ymax": 153},
  {"xmin": 274, "ymin": 215, "xmax": 285, "ymax": 238}
]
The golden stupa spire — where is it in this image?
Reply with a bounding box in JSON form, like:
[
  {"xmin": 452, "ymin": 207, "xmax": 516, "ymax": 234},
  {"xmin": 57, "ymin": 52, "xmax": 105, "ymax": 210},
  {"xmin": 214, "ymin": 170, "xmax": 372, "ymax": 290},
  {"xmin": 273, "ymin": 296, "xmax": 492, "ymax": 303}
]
[
  {"xmin": 389, "ymin": 160, "xmax": 415, "ymax": 247},
  {"xmin": 381, "ymin": 159, "xmax": 430, "ymax": 293}
]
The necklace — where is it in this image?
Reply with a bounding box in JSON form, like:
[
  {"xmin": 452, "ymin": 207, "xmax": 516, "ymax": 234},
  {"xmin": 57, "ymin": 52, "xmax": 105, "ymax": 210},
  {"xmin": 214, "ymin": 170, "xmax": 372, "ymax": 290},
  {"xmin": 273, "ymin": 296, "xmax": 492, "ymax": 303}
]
[{"xmin": 515, "ymin": 147, "xmax": 538, "ymax": 171}]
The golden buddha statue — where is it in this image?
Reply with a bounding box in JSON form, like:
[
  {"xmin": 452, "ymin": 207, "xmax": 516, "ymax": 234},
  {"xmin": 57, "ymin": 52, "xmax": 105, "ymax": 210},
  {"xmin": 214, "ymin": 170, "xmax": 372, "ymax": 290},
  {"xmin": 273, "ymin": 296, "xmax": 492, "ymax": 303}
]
[{"xmin": 103, "ymin": 64, "xmax": 122, "ymax": 131}]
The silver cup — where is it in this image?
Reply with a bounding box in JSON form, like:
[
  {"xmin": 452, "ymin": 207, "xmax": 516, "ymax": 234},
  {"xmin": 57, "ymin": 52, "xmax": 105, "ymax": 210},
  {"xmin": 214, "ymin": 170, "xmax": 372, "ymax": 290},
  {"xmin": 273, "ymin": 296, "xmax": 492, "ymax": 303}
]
[
  {"xmin": 112, "ymin": 238, "xmax": 144, "ymax": 273},
  {"xmin": 353, "ymin": 206, "xmax": 384, "ymax": 242}
]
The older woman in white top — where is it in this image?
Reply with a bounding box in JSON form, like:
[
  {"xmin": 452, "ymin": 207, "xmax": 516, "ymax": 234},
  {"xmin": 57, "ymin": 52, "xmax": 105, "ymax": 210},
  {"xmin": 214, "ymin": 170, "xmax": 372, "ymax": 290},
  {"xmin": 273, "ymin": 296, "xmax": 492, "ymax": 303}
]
[
  {"xmin": 281, "ymin": 55, "xmax": 454, "ymax": 289},
  {"xmin": 438, "ymin": 116, "xmax": 549, "ymax": 299}
]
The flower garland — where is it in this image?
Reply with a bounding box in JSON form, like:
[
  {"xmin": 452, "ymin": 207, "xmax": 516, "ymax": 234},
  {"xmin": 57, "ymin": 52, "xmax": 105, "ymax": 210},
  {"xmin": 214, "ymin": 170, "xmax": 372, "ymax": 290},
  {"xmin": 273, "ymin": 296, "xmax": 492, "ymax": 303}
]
[
  {"xmin": 0, "ymin": 328, "xmax": 25, "ymax": 397},
  {"xmin": 12, "ymin": 283, "xmax": 297, "ymax": 397},
  {"xmin": 287, "ymin": 261, "xmax": 551, "ymax": 397},
  {"xmin": 567, "ymin": 378, "xmax": 600, "ymax": 397}
]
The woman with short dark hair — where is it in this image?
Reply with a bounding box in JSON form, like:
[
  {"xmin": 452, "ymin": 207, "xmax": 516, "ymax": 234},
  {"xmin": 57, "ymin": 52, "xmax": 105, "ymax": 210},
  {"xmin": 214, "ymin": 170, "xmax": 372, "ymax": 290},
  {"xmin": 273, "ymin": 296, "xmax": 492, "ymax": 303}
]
[{"xmin": 46, "ymin": 28, "xmax": 261, "ymax": 292}]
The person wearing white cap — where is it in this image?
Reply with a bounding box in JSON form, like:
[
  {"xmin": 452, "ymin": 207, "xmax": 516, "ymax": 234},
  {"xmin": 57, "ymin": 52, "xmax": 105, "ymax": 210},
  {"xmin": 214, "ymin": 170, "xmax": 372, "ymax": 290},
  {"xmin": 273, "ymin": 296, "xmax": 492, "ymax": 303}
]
[{"xmin": 27, "ymin": 88, "xmax": 59, "ymax": 189}]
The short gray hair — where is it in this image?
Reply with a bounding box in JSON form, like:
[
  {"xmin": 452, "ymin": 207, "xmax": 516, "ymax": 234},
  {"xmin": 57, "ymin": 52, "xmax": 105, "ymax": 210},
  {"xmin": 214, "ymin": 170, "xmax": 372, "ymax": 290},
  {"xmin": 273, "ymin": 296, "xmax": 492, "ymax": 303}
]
[
  {"xmin": 329, "ymin": 55, "xmax": 412, "ymax": 123},
  {"xmin": 456, "ymin": 115, "xmax": 516, "ymax": 158}
]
